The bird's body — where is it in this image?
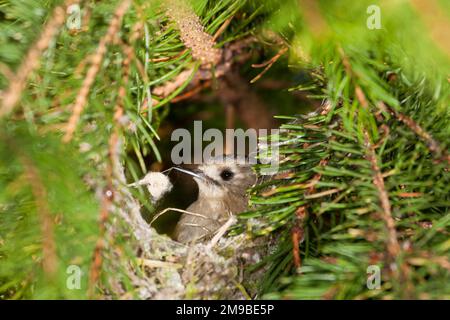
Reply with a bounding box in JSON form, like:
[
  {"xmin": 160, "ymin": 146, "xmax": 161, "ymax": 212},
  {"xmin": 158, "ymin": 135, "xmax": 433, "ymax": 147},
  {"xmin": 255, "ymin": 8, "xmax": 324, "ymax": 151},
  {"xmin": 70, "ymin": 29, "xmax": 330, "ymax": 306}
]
[
  {"xmin": 173, "ymin": 156, "xmax": 256, "ymax": 244},
  {"xmin": 174, "ymin": 189, "xmax": 249, "ymax": 243}
]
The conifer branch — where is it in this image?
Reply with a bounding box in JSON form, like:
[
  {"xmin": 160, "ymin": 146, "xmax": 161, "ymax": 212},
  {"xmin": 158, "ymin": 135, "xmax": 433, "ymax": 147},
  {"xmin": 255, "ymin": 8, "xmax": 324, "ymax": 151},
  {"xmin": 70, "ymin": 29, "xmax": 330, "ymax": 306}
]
[
  {"xmin": 363, "ymin": 130, "xmax": 401, "ymax": 260},
  {"xmin": 20, "ymin": 156, "xmax": 58, "ymax": 277},
  {"xmin": 250, "ymin": 46, "xmax": 288, "ymax": 83},
  {"xmin": 378, "ymin": 102, "xmax": 450, "ymax": 165},
  {"xmin": 164, "ymin": 0, "xmax": 221, "ymax": 66},
  {"xmin": 63, "ymin": 0, "xmax": 131, "ymax": 143},
  {"xmin": 0, "ymin": 0, "xmax": 78, "ymax": 118},
  {"xmin": 88, "ymin": 35, "xmax": 133, "ymax": 296}
]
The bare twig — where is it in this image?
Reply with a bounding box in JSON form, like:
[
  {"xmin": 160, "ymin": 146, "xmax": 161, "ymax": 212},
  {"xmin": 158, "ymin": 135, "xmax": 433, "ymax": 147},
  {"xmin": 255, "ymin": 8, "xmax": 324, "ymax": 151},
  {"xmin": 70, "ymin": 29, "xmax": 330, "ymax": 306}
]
[
  {"xmin": 137, "ymin": 258, "xmax": 182, "ymax": 269},
  {"xmin": 291, "ymin": 225, "xmax": 303, "ymax": 269},
  {"xmin": 20, "ymin": 156, "xmax": 58, "ymax": 277},
  {"xmin": 170, "ymin": 80, "xmax": 211, "ymax": 103},
  {"xmin": 152, "ymin": 69, "xmax": 194, "ymax": 97},
  {"xmin": 88, "ymin": 192, "xmax": 112, "ymax": 297},
  {"xmin": 398, "ymin": 192, "xmax": 422, "ymax": 198},
  {"xmin": 364, "ymin": 129, "xmax": 416, "ymax": 297},
  {"xmin": 379, "ymin": 102, "xmax": 450, "ymax": 165},
  {"xmin": 212, "ymin": 16, "xmax": 234, "ymax": 42},
  {"xmin": 339, "ymin": 48, "xmax": 414, "ymax": 294},
  {"xmin": 150, "ymin": 207, "xmax": 213, "ymax": 226},
  {"xmin": 150, "ymin": 49, "xmax": 188, "ymax": 63},
  {"xmin": 206, "ymin": 215, "xmax": 237, "ymax": 249},
  {"xmin": 304, "ymin": 188, "xmax": 341, "ymax": 199},
  {"xmin": 364, "ymin": 130, "xmax": 401, "ymax": 259},
  {"xmin": 63, "ymin": 0, "xmax": 131, "ymax": 142},
  {"xmin": 290, "ymin": 156, "xmax": 329, "ymax": 271},
  {"xmin": 355, "ymin": 86, "xmax": 368, "ymax": 109},
  {"xmin": 250, "ymin": 46, "xmax": 288, "ymax": 83},
  {"xmin": 348, "ymin": 62, "xmax": 401, "ymax": 258},
  {"xmin": 182, "ymin": 223, "xmax": 211, "ymax": 234},
  {"xmin": 88, "ymin": 30, "xmax": 133, "ymax": 297},
  {"xmin": 342, "ymin": 46, "xmax": 448, "ymax": 166},
  {"xmin": 151, "ymin": 37, "xmax": 256, "ymax": 101}
]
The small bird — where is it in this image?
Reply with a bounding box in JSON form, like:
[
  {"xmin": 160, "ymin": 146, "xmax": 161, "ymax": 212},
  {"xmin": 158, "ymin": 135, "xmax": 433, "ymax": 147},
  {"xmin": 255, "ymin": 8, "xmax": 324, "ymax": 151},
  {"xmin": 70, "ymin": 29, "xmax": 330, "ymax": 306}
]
[{"xmin": 173, "ymin": 156, "xmax": 257, "ymax": 244}]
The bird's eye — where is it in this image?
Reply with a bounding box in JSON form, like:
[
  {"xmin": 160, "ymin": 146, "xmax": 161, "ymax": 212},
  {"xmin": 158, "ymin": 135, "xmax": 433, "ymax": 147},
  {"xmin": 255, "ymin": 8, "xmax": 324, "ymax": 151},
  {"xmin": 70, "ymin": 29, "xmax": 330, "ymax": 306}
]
[{"xmin": 220, "ymin": 169, "xmax": 234, "ymax": 181}]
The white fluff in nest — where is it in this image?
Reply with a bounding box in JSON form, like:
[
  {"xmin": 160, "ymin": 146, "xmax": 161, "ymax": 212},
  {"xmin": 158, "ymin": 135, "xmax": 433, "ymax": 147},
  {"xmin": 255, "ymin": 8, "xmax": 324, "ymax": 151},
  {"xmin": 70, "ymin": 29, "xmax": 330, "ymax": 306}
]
[{"xmin": 129, "ymin": 172, "xmax": 173, "ymax": 203}]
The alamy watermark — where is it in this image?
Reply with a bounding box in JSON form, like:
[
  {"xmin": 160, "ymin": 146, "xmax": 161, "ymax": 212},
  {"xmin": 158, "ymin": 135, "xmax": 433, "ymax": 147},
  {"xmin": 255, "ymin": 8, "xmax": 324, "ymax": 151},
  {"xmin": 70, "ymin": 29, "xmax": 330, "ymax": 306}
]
[
  {"xmin": 366, "ymin": 265, "xmax": 381, "ymax": 290},
  {"xmin": 66, "ymin": 265, "xmax": 83, "ymax": 290},
  {"xmin": 66, "ymin": 4, "xmax": 81, "ymax": 31},
  {"xmin": 367, "ymin": 5, "xmax": 382, "ymax": 30},
  {"xmin": 170, "ymin": 121, "xmax": 280, "ymax": 173}
]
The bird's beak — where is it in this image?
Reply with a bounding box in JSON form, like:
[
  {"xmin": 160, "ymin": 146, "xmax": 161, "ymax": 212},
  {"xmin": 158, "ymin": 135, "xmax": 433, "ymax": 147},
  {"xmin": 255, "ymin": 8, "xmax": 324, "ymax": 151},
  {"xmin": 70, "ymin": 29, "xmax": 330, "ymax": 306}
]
[
  {"xmin": 173, "ymin": 166, "xmax": 221, "ymax": 186},
  {"xmin": 172, "ymin": 166, "xmax": 204, "ymax": 180}
]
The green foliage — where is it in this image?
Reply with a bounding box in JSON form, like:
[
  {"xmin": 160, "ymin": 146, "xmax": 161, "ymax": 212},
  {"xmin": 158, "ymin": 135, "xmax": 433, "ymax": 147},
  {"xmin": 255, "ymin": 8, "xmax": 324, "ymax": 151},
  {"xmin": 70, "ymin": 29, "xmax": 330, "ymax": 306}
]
[
  {"xmin": 0, "ymin": 0, "xmax": 262, "ymax": 299},
  {"xmin": 0, "ymin": 0, "xmax": 449, "ymax": 300},
  {"xmin": 243, "ymin": 0, "xmax": 450, "ymax": 299},
  {"xmin": 0, "ymin": 126, "xmax": 99, "ymax": 298}
]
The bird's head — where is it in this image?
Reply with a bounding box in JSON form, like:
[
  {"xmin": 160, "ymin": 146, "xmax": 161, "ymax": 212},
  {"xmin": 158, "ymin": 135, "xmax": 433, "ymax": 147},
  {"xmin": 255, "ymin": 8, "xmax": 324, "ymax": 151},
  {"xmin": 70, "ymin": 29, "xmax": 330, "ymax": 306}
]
[{"xmin": 175, "ymin": 155, "xmax": 257, "ymax": 198}]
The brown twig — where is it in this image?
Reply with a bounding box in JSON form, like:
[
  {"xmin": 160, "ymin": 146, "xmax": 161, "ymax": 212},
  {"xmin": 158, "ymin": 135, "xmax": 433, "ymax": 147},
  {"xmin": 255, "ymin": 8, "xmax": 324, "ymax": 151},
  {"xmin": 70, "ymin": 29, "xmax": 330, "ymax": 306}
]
[
  {"xmin": 290, "ymin": 155, "xmax": 329, "ymax": 271},
  {"xmin": 342, "ymin": 45, "xmax": 448, "ymax": 166},
  {"xmin": 19, "ymin": 155, "xmax": 58, "ymax": 277},
  {"xmin": 291, "ymin": 225, "xmax": 303, "ymax": 269},
  {"xmin": 379, "ymin": 102, "xmax": 450, "ymax": 165},
  {"xmin": 152, "ymin": 69, "xmax": 194, "ymax": 97},
  {"xmin": 354, "ymin": 86, "xmax": 368, "ymax": 109},
  {"xmin": 151, "ymin": 37, "xmax": 256, "ymax": 101},
  {"xmin": 398, "ymin": 192, "xmax": 422, "ymax": 198},
  {"xmin": 364, "ymin": 128, "xmax": 416, "ymax": 297},
  {"xmin": 250, "ymin": 46, "xmax": 288, "ymax": 84},
  {"xmin": 88, "ymin": 101, "xmax": 122, "ymax": 297},
  {"xmin": 218, "ymin": 70, "xmax": 277, "ymax": 130},
  {"xmin": 150, "ymin": 49, "xmax": 188, "ymax": 63},
  {"xmin": 88, "ymin": 191, "xmax": 112, "ymax": 297},
  {"xmin": 373, "ymin": 124, "xmax": 390, "ymax": 149},
  {"xmin": 364, "ymin": 130, "xmax": 401, "ymax": 260},
  {"xmin": 0, "ymin": 0, "xmax": 77, "ymax": 119},
  {"xmin": 213, "ymin": 16, "xmax": 234, "ymax": 42},
  {"xmin": 73, "ymin": 53, "xmax": 93, "ymax": 78},
  {"xmin": 304, "ymin": 188, "xmax": 341, "ymax": 199},
  {"xmin": 340, "ymin": 48, "xmax": 415, "ymax": 295},
  {"xmin": 115, "ymin": 40, "xmax": 133, "ymax": 111},
  {"xmin": 348, "ymin": 62, "xmax": 401, "ymax": 262},
  {"xmin": 63, "ymin": 0, "xmax": 131, "ymax": 143},
  {"xmin": 88, "ymin": 34, "xmax": 132, "ymax": 297},
  {"xmin": 170, "ymin": 80, "xmax": 211, "ymax": 103}
]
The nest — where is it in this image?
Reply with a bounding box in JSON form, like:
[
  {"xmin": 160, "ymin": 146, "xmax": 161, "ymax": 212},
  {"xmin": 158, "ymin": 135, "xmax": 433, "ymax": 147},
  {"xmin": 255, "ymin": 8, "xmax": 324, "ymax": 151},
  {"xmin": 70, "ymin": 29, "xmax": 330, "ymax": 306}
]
[{"xmin": 100, "ymin": 159, "xmax": 268, "ymax": 300}]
